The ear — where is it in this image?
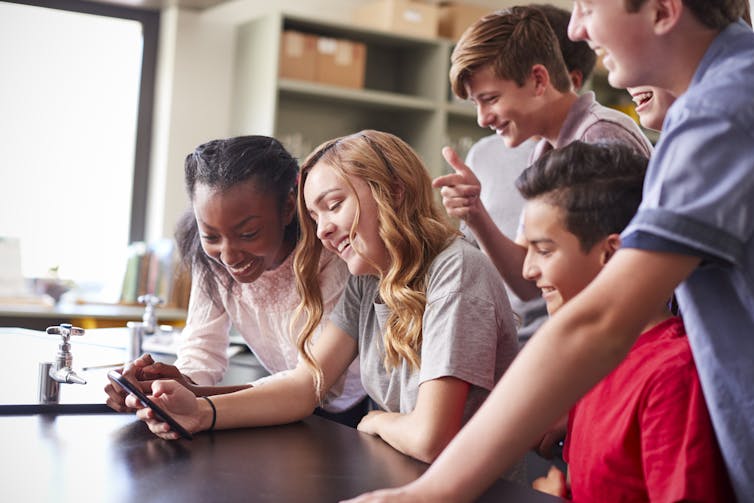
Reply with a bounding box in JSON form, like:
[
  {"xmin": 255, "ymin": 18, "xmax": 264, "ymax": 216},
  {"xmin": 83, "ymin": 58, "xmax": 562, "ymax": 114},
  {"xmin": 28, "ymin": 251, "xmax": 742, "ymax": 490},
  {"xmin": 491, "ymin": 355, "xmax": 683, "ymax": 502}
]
[
  {"xmin": 653, "ymin": 0, "xmax": 683, "ymax": 35},
  {"xmin": 530, "ymin": 64, "xmax": 550, "ymax": 96},
  {"xmin": 600, "ymin": 233, "xmax": 622, "ymax": 265},
  {"xmin": 283, "ymin": 189, "xmax": 297, "ymax": 226},
  {"xmin": 569, "ymin": 70, "xmax": 584, "ymax": 92}
]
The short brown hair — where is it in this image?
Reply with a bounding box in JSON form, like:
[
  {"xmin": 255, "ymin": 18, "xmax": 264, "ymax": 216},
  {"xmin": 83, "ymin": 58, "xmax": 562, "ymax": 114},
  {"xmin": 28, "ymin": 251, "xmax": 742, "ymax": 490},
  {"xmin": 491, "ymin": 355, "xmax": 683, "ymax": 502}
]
[
  {"xmin": 516, "ymin": 141, "xmax": 647, "ymax": 252},
  {"xmin": 450, "ymin": 5, "xmax": 571, "ymax": 100},
  {"xmin": 537, "ymin": 4, "xmax": 597, "ymax": 82}
]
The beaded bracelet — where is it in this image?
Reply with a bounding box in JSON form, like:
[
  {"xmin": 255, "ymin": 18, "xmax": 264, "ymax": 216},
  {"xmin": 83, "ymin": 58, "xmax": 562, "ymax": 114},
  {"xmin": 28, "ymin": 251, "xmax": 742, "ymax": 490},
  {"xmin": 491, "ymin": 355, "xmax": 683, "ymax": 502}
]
[{"xmin": 202, "ymin": 396, "xmax": 216, "ymax": 432}]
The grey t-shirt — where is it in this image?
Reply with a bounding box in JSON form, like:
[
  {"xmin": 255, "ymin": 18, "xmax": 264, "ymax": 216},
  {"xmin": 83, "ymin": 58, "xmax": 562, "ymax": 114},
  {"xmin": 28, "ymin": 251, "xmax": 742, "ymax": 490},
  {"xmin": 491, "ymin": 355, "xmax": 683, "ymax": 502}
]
[{"xmin": 329, "ymin": 237, "xmax": 519, "ymax": 424}]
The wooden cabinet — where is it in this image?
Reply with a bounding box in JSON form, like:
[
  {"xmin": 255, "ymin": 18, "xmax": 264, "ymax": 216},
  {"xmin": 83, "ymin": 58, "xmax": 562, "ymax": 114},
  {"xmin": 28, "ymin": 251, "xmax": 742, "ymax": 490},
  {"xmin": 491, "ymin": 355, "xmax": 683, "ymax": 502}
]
[{"xmin": 231, "ymin": 12, "xmax": 486, "ymax": 178}]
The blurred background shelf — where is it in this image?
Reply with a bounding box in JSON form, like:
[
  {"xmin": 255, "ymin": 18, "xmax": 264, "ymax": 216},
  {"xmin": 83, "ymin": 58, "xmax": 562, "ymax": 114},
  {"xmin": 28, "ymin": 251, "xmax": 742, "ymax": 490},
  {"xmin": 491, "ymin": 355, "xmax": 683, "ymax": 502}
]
[
  {"xmin": 0, "ymin": 302, "xmax": 187, "ymax": 331},
  {"xmin": 233, "ymin": 11, "xmax": 489, "ymax": 177}
]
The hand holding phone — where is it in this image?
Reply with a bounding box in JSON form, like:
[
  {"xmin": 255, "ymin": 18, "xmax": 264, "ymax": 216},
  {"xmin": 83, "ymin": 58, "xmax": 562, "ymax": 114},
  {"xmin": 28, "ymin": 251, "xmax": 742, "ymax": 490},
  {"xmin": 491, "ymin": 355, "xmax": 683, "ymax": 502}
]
[{"xmin": 108, "ymin": 370, "xmax": 193, "ymax": 440}]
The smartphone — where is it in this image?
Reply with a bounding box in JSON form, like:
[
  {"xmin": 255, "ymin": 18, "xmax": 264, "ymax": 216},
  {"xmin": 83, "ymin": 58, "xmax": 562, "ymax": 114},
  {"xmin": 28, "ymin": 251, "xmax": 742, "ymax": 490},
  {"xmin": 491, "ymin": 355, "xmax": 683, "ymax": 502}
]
[{"xmin": 108, "ymin": 370, "xmax": 193, "ymax": 440}]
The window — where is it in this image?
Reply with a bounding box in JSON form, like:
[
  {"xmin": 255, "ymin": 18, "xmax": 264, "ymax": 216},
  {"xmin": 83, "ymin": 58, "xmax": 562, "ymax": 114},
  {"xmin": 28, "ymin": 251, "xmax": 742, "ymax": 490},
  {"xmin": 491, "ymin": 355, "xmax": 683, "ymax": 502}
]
[{"xmin": 0, "ymin": 0, "xmax": 158, "ymax": 293}]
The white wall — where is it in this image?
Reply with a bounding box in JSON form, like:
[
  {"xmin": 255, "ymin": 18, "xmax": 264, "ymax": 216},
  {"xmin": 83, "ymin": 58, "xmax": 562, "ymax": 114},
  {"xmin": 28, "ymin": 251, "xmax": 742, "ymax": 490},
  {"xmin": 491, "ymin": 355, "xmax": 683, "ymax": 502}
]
[
  {"xmin": 146, "ymin": 6, "xmax": 236, "ymax": 241},
  {"xmin": 147, "ymin": 1, "xmax": 375, "ymax": 240}
]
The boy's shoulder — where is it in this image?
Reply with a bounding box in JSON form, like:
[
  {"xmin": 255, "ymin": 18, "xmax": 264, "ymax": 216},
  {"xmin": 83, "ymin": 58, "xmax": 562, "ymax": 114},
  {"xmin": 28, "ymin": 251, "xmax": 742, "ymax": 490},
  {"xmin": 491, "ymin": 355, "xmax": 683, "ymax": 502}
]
[
  {"xmin": 557, "ymin": 92, "xmax": 652, "ymax": 157},
  {"xmin": 678, "ymin": 21, "xmax": 754, "ymax": 119}
]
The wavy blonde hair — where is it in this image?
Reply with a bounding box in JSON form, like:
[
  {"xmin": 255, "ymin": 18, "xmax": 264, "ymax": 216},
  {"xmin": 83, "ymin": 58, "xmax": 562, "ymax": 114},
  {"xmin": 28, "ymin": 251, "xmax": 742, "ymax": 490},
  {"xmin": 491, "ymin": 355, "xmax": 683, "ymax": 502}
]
[{"xmin": 292, "ymin": 130, "xmax": 459, "ymax": 398}]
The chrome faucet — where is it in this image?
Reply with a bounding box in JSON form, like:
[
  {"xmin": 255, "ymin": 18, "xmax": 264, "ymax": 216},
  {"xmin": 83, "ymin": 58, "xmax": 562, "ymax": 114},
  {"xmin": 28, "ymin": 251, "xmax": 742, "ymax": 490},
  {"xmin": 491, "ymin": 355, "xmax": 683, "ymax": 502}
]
[
  {"xmin": 126, "ymin": 320, "xmax": 146, "ymax": 363},
  {"xmin": 128, "ymin": 295, "xmax": 172, "ymax": 362},
  {"xmin": 39, "ymin": 323, "xmax": 87, "ymax": 404},
  {"xmin": 46, "ymin": 324, "xmax": 87, "ymax": 385},
  {"xmin": 137, "ymin": 294, "xmax": 164, "ymax": 335}
]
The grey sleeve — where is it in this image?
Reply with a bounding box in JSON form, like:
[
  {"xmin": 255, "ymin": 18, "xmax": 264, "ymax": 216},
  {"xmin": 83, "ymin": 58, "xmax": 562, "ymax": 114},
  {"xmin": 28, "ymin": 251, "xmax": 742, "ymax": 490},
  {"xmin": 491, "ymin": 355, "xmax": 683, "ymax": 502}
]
[
  {"xmin": 419, "ymin": 292, "xmax": 501, "ymax": 391},
  {"xmin": 328, "ymin": 275, "xmax": 362, "ymax": 341}
]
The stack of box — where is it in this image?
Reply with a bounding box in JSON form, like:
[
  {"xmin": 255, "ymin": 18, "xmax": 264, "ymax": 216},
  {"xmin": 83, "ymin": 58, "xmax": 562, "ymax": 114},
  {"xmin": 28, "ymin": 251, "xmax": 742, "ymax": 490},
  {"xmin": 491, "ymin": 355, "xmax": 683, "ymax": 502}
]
[
  {"xmin": 279, "ymin": 30, "xmax": 317, "ymax": 82},
  {"xmin": 351, "ymin": 1, "xmax": 494, "ymax": 41},
  {"xmin": 437, "ymin": 2, "xmax": 493, "ymax": 41},
  {"xmin": 279, "ymin": 30, "xmax": 367, "ymax": 90},
  {"xmin": 353, "ymin": 0, "xmax": 439, "ymax": 39},
  {"xmin": 316, "ymin": 37, "xmax": 366, "ymax": 89}
]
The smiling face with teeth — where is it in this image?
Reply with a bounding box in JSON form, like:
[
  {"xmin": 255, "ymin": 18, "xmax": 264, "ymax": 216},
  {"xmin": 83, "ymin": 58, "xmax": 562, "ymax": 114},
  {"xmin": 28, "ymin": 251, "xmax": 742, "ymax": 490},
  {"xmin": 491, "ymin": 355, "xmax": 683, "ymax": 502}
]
[
  {"xmin": 303, "ymin": 160, "xmax": 390, "ymax": 277},
  {"xmin": 521, "ymin": 198, "xmax": 613, "ymax": 315},
  {"xmin": 193, "ymin": 179, "xmax": 296, "ymax": 284},
  {"xmin": 465, "ymin": 65, "xmax": 544, "ymax": 148},
  {"xmin": 626, "ymin": 86, "xmax": 676, "ymax": 131}
]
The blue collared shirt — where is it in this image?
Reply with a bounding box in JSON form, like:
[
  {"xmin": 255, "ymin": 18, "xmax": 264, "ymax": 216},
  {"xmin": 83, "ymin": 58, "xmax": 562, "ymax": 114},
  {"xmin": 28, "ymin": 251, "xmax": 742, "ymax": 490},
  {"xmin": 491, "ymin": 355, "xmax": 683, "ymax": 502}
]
[{"xmin": 622, "ymin": 20, "xmax": 754, "ymax": 500}]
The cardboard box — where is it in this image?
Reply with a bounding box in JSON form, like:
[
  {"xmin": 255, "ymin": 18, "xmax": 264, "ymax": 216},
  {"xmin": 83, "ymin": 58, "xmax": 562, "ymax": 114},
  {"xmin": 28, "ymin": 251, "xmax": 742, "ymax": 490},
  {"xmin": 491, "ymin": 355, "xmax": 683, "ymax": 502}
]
[
  {"xmin": 279, "ymin": 30, "xmax": 318, "ymax": 82},
  {"xmin": 315, "ymin": 37, "xmax": 367, "ymax": 89},
  {"xmin": 354, "ymin": 0, "xmax": 438, "ymax": 39},
  {"xmin": 438, "ymin": 3, "xmax": 493, "ymax": 41}
]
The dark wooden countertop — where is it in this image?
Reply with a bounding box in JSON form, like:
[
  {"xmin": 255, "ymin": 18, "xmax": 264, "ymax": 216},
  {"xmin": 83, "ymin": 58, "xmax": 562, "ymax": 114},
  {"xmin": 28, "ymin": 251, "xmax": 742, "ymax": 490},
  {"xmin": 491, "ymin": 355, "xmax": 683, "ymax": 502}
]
[{"xmin": 0, "ymin": 413, "xmax": 562, "ymax": 502}]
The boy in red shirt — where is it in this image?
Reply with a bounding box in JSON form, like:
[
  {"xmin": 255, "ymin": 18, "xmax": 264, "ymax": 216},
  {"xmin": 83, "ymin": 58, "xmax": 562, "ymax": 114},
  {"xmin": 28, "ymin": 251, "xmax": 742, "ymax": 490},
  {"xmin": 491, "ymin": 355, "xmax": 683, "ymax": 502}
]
[{"xmin": 518, "ymin": 141, "xmax": 733, "ymax": 501}]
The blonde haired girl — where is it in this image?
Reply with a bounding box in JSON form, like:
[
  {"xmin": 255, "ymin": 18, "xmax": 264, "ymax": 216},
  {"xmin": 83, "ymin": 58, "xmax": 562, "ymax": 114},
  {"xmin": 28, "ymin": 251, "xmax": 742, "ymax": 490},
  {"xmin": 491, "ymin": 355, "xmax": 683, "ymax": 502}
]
[{"xmin": 294, "ymin": 129, "xmax": 462, "ymax": 385}]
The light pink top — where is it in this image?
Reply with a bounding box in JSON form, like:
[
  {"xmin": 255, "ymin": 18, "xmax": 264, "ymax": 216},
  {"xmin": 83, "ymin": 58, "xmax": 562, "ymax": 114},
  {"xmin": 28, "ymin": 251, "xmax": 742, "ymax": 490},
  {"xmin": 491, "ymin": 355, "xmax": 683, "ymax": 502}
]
[{"xmin": 174, "ymin": 251, "xmax": 365, "ymax": 412}]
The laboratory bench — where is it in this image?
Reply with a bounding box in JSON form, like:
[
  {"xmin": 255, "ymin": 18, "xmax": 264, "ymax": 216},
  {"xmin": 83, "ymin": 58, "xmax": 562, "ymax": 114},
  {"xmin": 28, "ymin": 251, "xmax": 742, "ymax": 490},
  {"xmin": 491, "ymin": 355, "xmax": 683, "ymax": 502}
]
[
  {"xmin": 0, "ymin": 326, "xmax": 563, "ymax": 502},
  {"xmin": 0, "ymin": 412, "xmax": 563, "ymax": 502}
]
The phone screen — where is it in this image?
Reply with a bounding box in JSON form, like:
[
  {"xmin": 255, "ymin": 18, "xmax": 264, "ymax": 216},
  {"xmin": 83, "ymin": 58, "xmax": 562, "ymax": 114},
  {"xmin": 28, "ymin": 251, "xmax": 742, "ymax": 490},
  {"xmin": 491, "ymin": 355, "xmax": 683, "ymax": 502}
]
[{"xmin": 108, "ymin": 370, "xmax": 193, "ymax": 440}]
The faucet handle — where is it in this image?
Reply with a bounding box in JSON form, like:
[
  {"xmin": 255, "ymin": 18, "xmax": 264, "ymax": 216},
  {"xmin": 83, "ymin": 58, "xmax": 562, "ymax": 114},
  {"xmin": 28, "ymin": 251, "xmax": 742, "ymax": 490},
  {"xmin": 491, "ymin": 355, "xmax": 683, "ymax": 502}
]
[
  {"xmin": 46, "ymin": 323, "xmax": 85, "ymax": 340},
  {"xmin": 137, "ymin": 294, "xmax": 164, "ymax": 308}
]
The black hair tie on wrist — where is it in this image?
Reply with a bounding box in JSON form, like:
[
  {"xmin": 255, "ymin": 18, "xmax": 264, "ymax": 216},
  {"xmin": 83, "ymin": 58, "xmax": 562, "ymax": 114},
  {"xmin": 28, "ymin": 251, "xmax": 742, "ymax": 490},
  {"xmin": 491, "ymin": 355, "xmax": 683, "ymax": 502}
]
[{"xmin": 201, "ymin": 396, "xmax": 216, "ymax": 432}]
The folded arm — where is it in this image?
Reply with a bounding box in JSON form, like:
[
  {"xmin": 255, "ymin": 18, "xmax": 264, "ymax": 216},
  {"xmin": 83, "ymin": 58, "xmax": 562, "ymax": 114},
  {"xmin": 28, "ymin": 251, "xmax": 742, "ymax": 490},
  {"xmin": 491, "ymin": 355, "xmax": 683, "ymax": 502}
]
[{"xmin": 357, "ymin": 376, "xmax": 469, "ymax": 463}]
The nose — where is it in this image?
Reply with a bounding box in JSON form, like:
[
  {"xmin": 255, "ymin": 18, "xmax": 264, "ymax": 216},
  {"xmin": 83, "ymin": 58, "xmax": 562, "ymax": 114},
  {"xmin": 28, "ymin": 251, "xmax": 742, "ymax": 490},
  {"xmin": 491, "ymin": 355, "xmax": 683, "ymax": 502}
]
[
  {"xmin": 219, "ymin": 239, "xmax": 243, "ymax": 267},
  {"xmin": 477, "ymin": 104, "xmax": 493, "ymax": 129},
  {"xmin": 522, "ymin": 248, "xmax": 540, "ymax": 282},
  {"xmin": 568, "ymin": 5, "xmax": 586, "ymax": 42},
  {"xmin": 315, "ymin": 215, "xmax": 335, "ymax": 242}
]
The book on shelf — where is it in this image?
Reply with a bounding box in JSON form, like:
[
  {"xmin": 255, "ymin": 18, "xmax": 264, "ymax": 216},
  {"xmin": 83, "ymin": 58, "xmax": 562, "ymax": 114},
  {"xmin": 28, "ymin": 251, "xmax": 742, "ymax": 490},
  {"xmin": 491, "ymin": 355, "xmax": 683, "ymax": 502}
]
[{"xmin": 120, "ymin": 239, "xmax": 190, "ymax": 309}]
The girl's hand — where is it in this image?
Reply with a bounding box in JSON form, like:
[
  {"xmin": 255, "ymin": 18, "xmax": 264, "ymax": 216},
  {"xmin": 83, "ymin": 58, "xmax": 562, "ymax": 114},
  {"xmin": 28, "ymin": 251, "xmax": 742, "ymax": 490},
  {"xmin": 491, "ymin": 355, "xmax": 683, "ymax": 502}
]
[
  {"xmin": 356, "ymin": 409, "xmax": 387, "ymax": 436},
  {"xmin": 132, "ymin": 354, "xmax": 197, "ymax": 392},
  {"xmin": 104, "ymin": 354, "xmax": 195, "ymax": 412},
  {"xmin": 126, "ymin": 379, "xmax": 201, "ymax": 440}
]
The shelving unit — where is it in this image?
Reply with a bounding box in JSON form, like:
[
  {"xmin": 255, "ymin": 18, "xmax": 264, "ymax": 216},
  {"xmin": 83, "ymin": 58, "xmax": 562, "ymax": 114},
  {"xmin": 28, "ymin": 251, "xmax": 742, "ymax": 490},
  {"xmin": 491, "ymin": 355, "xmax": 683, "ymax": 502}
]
[{"xmin": 231, "ymin": 12, "xmax": 488, "ymax": 178}]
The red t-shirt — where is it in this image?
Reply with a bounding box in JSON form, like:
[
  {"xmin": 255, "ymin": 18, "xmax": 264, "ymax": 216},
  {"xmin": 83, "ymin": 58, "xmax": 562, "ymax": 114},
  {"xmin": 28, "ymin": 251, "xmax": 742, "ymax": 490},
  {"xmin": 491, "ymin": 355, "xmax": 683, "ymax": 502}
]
[{"xmin": 564, "ymin": 317, "xmax": 734, "ymax": 502}]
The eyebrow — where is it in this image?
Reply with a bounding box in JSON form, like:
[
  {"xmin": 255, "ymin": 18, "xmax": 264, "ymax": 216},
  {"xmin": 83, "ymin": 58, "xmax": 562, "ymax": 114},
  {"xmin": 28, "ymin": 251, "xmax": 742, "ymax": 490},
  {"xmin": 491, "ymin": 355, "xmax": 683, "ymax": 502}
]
[
  {"xmin": 199, "ymin": 214, "xmax": 260, "ymax": 232},
  {"xmin": 527, "ymin": 238, "xmax": 556, "ymax": 246},
  {"xmin": 475, "ymin": 91, "xmax": 497, "ymax": 99},
  {"xmin": 311, "ymin": 187, "xmax": 341, "ymax": 208}
]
